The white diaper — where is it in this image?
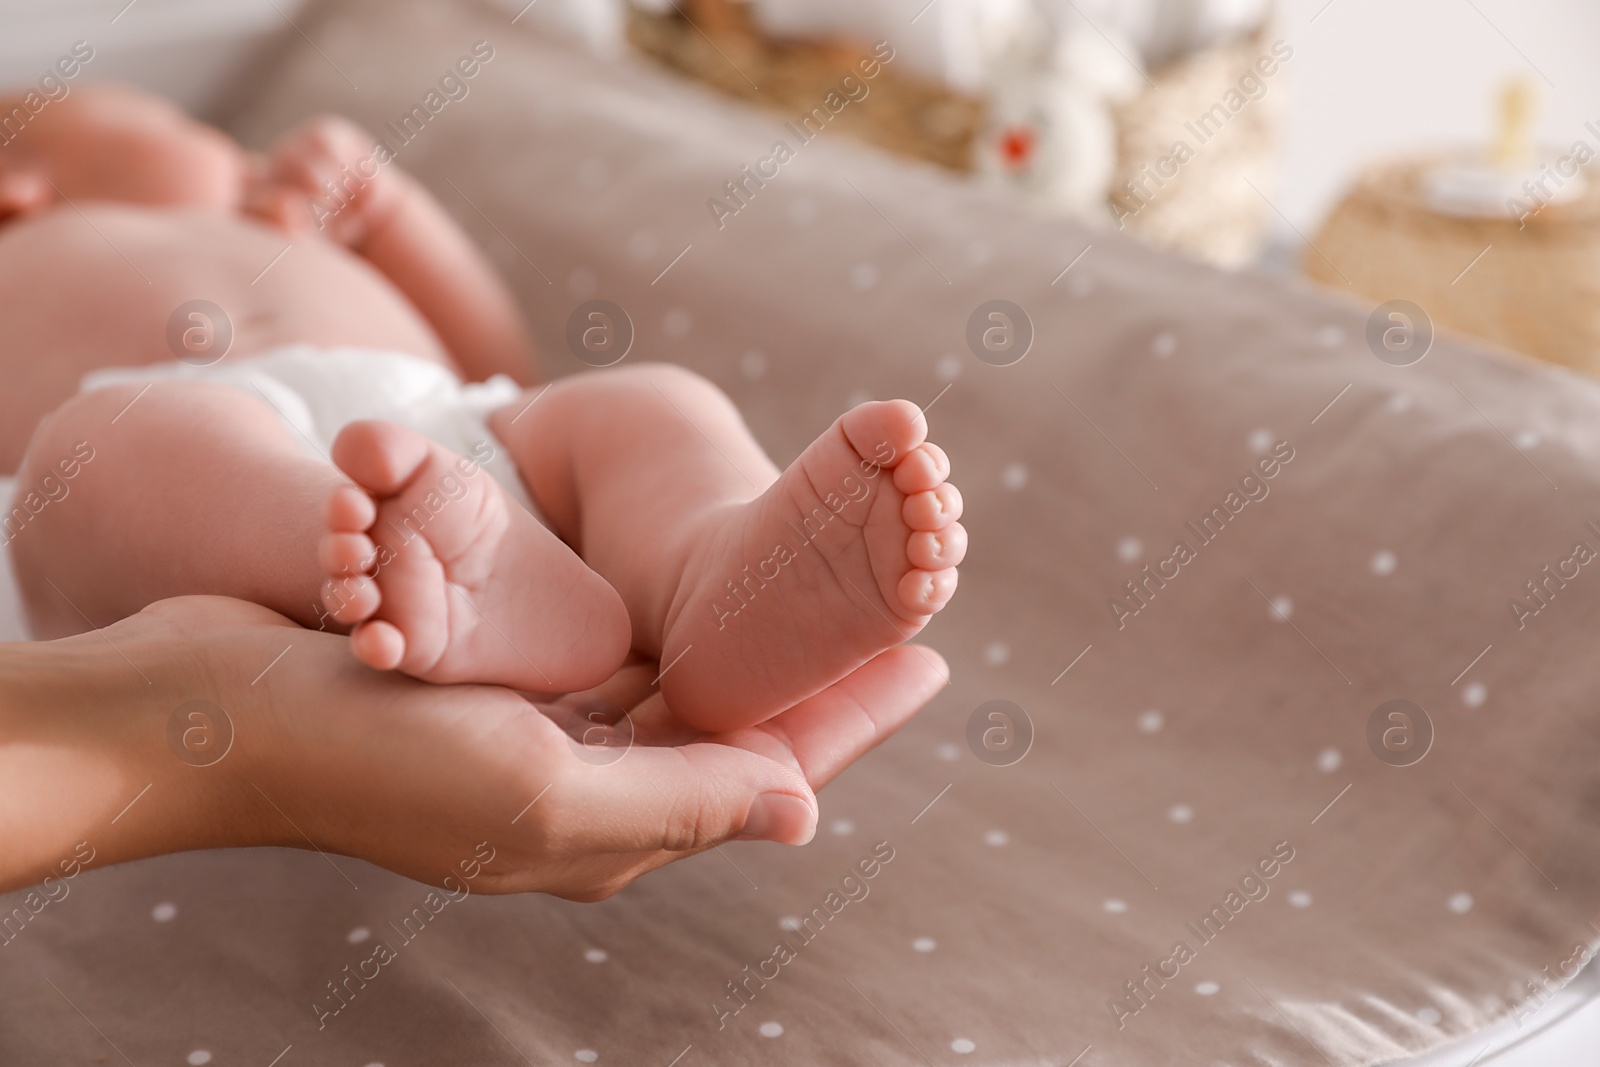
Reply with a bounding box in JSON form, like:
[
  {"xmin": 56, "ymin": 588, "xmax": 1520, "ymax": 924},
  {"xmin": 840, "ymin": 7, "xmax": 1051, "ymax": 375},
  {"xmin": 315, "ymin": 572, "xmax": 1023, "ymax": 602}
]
[
  {"xmin": 0, "ymin": 476, "xmax": 25, "ymax": 643},
  {"xmin": 81, "ymin": 346, "xmax": 539, "ymax": 516}
]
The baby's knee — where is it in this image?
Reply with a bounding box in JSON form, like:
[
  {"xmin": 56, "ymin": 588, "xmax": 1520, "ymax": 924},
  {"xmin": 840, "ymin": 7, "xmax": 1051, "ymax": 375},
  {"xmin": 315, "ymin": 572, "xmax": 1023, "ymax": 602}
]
[
  {"xmin": 29, "ymin": 379, "xmax": 277, "ymax": 468},
  {"xmin": 6, "ymin": 390, "xmax": 132, "ymax": 634},
  {"xmin": 11, "ymin": 381, "xmax": 204, "ymax": 550},
  {"xmin": 607, "ymin": 362, "xmax": 736, "ymax": 410},
  {"xmin": 4, "ymin": 440, "xmax": 91, "ymax": 555},
  {"xmin": 14, "ymin": 386, "xmax": 135, "ymax": 490}
]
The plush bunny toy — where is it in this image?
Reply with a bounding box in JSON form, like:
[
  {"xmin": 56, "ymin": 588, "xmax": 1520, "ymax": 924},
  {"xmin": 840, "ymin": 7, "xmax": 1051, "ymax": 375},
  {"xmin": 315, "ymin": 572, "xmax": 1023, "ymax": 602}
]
[{"xmin": 744, "ymin": 0, "xmax": 1267, "ymax": 217}]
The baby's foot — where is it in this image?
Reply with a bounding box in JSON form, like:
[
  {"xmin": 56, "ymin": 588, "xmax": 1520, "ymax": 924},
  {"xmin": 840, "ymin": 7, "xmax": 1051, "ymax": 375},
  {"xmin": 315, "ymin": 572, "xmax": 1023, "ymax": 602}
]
[
  {"xmin": 661, "ymin": 400, "xmax": 963, "ymax": 732},
  {"xmin": 319, "ymin": 420, "xmax": 629, "ymax": 692}
]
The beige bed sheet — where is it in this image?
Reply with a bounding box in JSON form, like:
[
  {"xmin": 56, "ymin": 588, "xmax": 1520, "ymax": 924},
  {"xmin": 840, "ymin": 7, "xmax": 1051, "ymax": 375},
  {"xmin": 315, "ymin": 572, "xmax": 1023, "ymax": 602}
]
[{"xmin": 7, "ymin": 2, "xmax": 1600, "ymax": 1064}]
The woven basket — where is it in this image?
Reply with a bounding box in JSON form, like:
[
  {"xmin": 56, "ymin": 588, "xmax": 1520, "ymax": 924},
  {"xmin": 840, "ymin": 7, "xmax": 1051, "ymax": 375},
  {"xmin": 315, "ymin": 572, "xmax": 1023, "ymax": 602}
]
[
  {"xmin": 629, "ymin": 5, "xmax": 1281, "ymax": 267},
  {"xmin": 1109, "ymin": 25, "xmax": 1284, "ymax": 267},
  {"xmin": 626, "ymin": 7, "xmax": 982, "ymax": 172},
  {"xmin": 1305, "ymin": 154, "xmax": 1600, "ymax": 374}
]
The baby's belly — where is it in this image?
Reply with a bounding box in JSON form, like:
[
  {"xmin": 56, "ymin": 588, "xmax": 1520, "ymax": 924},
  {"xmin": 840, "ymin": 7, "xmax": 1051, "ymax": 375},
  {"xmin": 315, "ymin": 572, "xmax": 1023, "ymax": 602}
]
[{"xmin": 0, "ymin": 206, "xmax": 450, "ymax": 471}]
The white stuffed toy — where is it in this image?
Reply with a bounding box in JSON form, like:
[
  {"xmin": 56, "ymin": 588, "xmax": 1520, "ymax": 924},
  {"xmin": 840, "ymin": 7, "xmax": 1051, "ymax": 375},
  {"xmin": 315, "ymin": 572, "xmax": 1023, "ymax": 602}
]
[
  {"xmin": 745, "ymin": 0, "xmax": 1266, "ymax": 85},
  {"xmin": 745, "ymin": 0, "xmax": 1034, "ymax": 95},
  {"xmin": 744, "ymin": 0, "xmax": 1267, "ymax": 217},
  {"xmin": 974, "ymin": 18, "xmax": 1145, "ymax": 217}
]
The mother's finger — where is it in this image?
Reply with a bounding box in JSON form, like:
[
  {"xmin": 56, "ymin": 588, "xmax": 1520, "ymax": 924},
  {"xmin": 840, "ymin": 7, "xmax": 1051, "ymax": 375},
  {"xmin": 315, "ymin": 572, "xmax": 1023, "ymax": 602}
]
[
  {"xmin": 545, "ymin": 656, "xmax": 658, "ymax": 714},
  {"xmin": 605, "ymin": 690, "xmax": 701, "ymax": 748},
  {"xmin": 537, "ymin": 658, "xmax": 663, "ymax": 742},
  {"xmin": 724, "ymin": 644, "xmax": 949, "ymax": 791},
  {"xmin": 542, "ymin": 694, "xmax": 701, "ymax": 753},
  {"xmin": 540, "ymin": 742, "xmax": 818, "ymax": 854}
]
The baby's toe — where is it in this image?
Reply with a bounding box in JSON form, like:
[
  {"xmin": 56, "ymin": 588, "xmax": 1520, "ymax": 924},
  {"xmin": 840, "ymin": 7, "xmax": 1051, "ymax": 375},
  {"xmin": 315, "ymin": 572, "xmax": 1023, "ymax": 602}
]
[
  {"xmin": 322, "ymin": 574, "xmax": 380, "ymax": 624},
  {"xmin": 907, "ymin": 523, "xmax": 967, "ymax": 570},
  {"xmin": 350, "ymin": 619, "xmax": 406, "ymax": 671},
  {"xmin": 332, "ymin": 420, "xmax": 432, "ymax": 495},
  {"xmin": 326, "ymin": 485, "xmax": 376, "ymax": 533},
  {"xmin": 319, "ymin": 531, "xmax": 375, "ymax": 577},
  {"xmin": 903, "ymin": 483, "xmax": 963, "ymax": 531},
  {"xmin": 840, "ymin": 399, "xmax": 927, "ymax": 468},
  {"xmin": 892, "ymin": 443, "xmax": 950, "ymax": 494},
  {"xmin": 898, "ymin": 567, "xmax": 958, "ymax": 615}
]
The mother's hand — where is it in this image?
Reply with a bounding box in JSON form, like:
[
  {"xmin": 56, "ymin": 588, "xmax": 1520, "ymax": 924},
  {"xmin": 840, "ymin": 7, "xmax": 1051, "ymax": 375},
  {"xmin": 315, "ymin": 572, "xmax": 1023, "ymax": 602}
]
[{"xmin": 0, "ymin": 597, "xmax": 946, "ymax": 899}]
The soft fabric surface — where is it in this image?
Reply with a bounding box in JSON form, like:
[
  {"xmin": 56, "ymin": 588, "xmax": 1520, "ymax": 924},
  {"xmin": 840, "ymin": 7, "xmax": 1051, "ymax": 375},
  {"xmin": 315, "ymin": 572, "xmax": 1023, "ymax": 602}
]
[
  {"xmin": 1409, "ymin": 965, "xmax": 1600, "ymax": 1066},
  {"xmin": 7, "ymin": 3, "xmax": 1600, "ymax": 1064}
]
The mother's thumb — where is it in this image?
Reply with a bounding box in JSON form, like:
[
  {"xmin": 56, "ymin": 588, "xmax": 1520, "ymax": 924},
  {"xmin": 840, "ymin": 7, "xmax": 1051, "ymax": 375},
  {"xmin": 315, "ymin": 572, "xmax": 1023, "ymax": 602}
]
[
  {"xmin": 545, "ymin": 743, "xmax": 818, "ymax": 853},
  {"xmin": 737, "ymin": 791, "xmax": 817, "ymax": 845}
]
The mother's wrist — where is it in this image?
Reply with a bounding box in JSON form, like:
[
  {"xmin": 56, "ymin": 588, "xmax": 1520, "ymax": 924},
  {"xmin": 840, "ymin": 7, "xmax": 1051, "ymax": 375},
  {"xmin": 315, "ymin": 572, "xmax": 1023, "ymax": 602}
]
[{"xmin": 0, "ymin": 628, "xmax": 245, "ymax": 892}]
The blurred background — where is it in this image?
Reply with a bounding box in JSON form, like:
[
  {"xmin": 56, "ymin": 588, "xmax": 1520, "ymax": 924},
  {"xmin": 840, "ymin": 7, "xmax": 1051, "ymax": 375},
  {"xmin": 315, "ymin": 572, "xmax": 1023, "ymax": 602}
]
[
  {"xmin": 1271, "ymin": 0, "xmax": 1597, "ymax": 250},
  {"xmin": 3, "ymin": 0, "xmax": 1595, "ymax": 365},
  {"xmin": 3, "ymin": 7, "xmax": 1599, "ymax": 1063}
]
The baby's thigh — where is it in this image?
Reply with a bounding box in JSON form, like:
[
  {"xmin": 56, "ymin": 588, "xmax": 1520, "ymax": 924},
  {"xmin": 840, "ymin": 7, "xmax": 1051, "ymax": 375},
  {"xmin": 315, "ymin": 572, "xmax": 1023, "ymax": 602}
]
[
  {"xmin": 488, "ymin": 363, "xmax": 743, "ymax": 457},
  {"xmin": 15, "ymin": 378, "xmax": 306, "ymax": 496},
  {"xmin": 8, "ymin": 379, "xmax": 319, "ymax": 631}
]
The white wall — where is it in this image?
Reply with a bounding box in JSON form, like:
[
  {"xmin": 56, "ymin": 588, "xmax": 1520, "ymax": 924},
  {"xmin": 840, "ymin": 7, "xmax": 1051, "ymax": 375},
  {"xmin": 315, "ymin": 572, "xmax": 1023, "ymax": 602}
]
[
  {"xmin": 1273, "ymin": 0, "xmax": 1600, "ymax": 234},
  {"xmin": 0, "ymin": 0, "xmax": 308, "ymax": 120}
]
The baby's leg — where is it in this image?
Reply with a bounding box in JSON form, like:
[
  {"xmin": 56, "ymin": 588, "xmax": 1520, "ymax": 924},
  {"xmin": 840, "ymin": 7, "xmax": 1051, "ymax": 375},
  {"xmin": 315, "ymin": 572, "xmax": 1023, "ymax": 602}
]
[
  {"xmin": 12, "ymin": 382, "xmax": 627, "ymax": 692},
  {"xmin": 489, "ymin": 363, "xmax": 965, "ymax": 733},
  {"xmin": 13, "ymin": 381, "xmax": 345, "ymax": 638}
]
